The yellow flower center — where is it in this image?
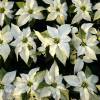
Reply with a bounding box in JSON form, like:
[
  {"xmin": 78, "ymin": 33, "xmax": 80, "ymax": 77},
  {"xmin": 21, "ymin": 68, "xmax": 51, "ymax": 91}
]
[
  {"xmin": 81, "ymin": 81, "xmax": 88, "ymax": 88},
  {"xmin": 0, "ymin": 39, "xmax": 3, "ymax": 44},
  {"xmin": 0, "ymin": 82, "xmax": 4, "ymax": 89},
  {"xmin": 0, "ymin": 7, "xmax": 5, "ymax": 13},
  {"xmin": 54, "ymin": 38, "xmax": 60, "ymax": 44},
  {"xmin": 56, "ymin": 8, "xmax": 60, "ymax": 12},
  {"xmin": 22, "ymin": 37, "xmax": 28, "ymax": 43},
  {"xmin": 51, "ymin": 82, "xmax": 57, "ymax": 88},
  {"xmin": 28, "ymin": 45, "xmax": 33, "ymax": 50},
  {"xmin": 27, "ymin": 81, "xmax": 33, "ymax": 87},
  {"xmin": 81, "ymin": 6, "xmax": 86, "ymax": 11},
  {"xmin": 28, "ymin": 9, "xmax": 33, "ymax": 14},
  {"xmin": 81, "ymin": 42, "xmax": 86, "ymax": 46}
]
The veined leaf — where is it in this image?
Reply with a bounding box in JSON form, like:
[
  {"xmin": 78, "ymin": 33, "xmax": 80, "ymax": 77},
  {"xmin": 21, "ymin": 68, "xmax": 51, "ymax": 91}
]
[
  {"xmin": 38, "ymin": 81, "xmax": 49, "ymax": 89},
  {"xmin": 0, "ymin": 67, "xmax": 6, "ymax": 81},
  {"xmin": 34, "ymin": 70, "xmax": 46, "ymax": 84},
  {"xmin": 85, "ymin": 66, "xmax": 92, "ymax": 77},
  {"xmin": 16, "ymin": 2, "xmax": 25, "ymax": 8},
  {"xmin": 68, "ymin": 4, "xmax": 76, "ymax": 13},
  {"xmin": 78, "ymin": 28, "xmax": 86, "ymax": 42}
]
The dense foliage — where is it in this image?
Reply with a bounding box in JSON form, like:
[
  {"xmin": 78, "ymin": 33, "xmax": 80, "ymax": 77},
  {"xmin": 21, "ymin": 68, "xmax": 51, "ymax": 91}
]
[{"xmin": 0, "ymin": 0, "xmax": 100, "ymax": 100}]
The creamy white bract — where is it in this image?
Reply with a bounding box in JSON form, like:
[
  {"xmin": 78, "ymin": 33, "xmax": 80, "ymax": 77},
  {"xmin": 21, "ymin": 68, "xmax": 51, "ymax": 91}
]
[
  {"xmin": 0, "ymin": 71, "xmax": 16, "ymax": 100},
  {"xmin": 71, "ymin": 23, "xmax": 99, "ymax": 73},
  {"xmin": 72, "ymin": 0, "xmax": 92, "ymax": 24},
  {"xmin": 35, "ymin": 24, "xmax": 71, "ymax": 65},
  {"xmin": 0, "ymin": 1, "xmax": 14, "ymax": 26},
  {"xmin": 43, "ymin": 0, "xmax": 67, "ymax": 24},
  {"xmin": 0, "ymin": 0, "xmax": 99, "ymax": 100},
  {"xmin": 10, "ymin": 24, "xmax": 37, "ymax": 64},
  {"xmin": 16, "ymin": 0, "xmax": 44, "ymax": 26},
  {"xmin": 64, "ymin": 71, "xmax": 98, "ymax": 100},
  {"xmin": 0, "ymin": 25, "xmax": 13, "ymax": 61},
  {"xmin": 93, "ymin": 2, "xmax": 100, "ymax": 20}
]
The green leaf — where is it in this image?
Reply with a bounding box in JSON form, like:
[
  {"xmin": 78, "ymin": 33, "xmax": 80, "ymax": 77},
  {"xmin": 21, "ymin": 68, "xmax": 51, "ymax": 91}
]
[
  {"xmin": 85, "ymin": 66, "xmax": 92, "ymax": 77},
  {"xmin": 16, "ymin": 2, "xmax": 25, "ymax": 8},
  {"xmin": 34, "ymin": 70, "xmax": 46, "ymax": 81},
  {"xmin": 38, "ymin": 81, "xmax": 49, "ymax": 89},
  {"xmin": 68, "ymin": 4, "xmax": 76, "ymax": 13},
  {"xmin": 34, "ymin": 70, "xmax": 47, "ymax": 89},
  {"xmin": 60, "ymin": 89, "xmax": 69, "ymax": 100},
  {"xmin": 70, "ymin": 49, "xmax": 77, "ymax": 64},
  {"xmin": 22, "ymin": 93, "xmax": 27, "ymax": 100},
  {"xmin": 4, "ymin": 15, "xmax": 11, "ymax": 25},
  {"xmin": 78, "ymin": 28, "xmax": 86, "ymax": 44},
  {"xmin": 0, "ymin": 67, "xmax": 6, "ymax": 81}
]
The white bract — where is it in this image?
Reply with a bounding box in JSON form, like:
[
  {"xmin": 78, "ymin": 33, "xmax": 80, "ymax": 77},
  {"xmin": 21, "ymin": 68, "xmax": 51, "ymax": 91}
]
[
  {"xmin": 16, "ymin": 0, "xmax": 44, "ymax": 26},
  {"xmin": 43, "ymin": 0, "xmax": 67, "ymax": 24},
  {"xmin": 0, "ymin": 1, "xmax": 14, "ymax": 26},
  {"xmin": 13, "ymin": 68, "xmax": 42, "ymax": 98},
  {"xmin": 72, "ymin": 0, "xmax": 92, "ymax": 24},
  {"xmin": 10, "ymin": 24, "xmax": 36, "ymax": 64},
  {"xmin": 35, "ymin": 24, "xmax": 71, "ymax": 65},
  {"xmin": 0, "ymin": 71, "xmax": 16, "ymax": 100},
  {"xmin": 38, "ymin": 62, "xmax": 65, "ymax": 100},
  {"xmin": 71, "ymin": 23, "xmax": 99, "ymax": 73},
  {"xmin": 93, "ymin": 2, "xmax": 100, "ymax": 20},
  {"xmin": 64, "ymin": 71, "xmax": 98, "ymax": 100},
  {"xmin": 0, "ymin": 25, "xmax": 13, "ymax": 61}
]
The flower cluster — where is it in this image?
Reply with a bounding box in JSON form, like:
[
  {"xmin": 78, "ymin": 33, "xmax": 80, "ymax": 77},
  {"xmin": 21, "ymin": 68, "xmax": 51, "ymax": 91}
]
[{"xmin": 0, "ymin": 0, "xmax": 100, "ymax": 100}]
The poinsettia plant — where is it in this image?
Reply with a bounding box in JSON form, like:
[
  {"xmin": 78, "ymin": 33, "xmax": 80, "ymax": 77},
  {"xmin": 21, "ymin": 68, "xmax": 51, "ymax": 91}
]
[{"xmin": 0, "ymin": 0, "xmax": 100, "ymax": 100}]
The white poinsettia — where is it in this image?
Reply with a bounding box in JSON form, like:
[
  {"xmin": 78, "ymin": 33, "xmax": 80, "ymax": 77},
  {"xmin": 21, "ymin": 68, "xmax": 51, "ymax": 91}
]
[
  {"xmin": 0, "ymin": 1, "xmax": 14, "ymax": 26},
  {"xmin": 71, "ymin": 23, "xmax": 99, "ymax": 73},
  {"xmin": 43, "ymin": 0, "xmax": 67, "ymax": 24},
  {"xmin": 0, "ymin": 25, "xmax": 13, "ymax": 61},
  {"xmin": 71, "ymin": 0, "xmax": 92, "ymax": 24},
  {"xmin": 16, "ymin": 0, "xmax": 44, "ymax": 26},
  {"xmin": 10, "ymin": 24, "xmax": 36, "ymax": 64},
  {"xmin": 13, "ymin": 68, "xmax": 42, "ymax": 98},
  {"xmin": 0, "ymin": 71, "xmax": 16, "ymax": 100},
  {"xmin": 35, "ymin": 24, "xmax": 71, "ymax": 65},
  {"xmin": 48, "ymin": 24, "xmax": 71, "ymax": 65},
  {"xmin": 64, "ymin": 71, "xmax": 99, "ymax": 100},
  {"xmin": 38, "ymin": 62, "xmax": 65, "ymax": 100},
  {"xmin": 93, "ymin": 2, "xmax": 100, "ymax": 21}
]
